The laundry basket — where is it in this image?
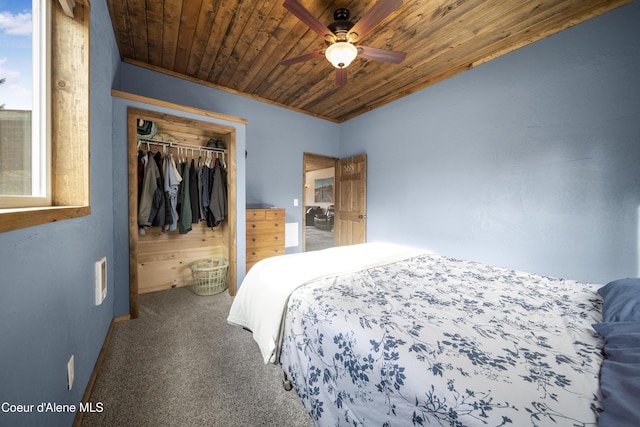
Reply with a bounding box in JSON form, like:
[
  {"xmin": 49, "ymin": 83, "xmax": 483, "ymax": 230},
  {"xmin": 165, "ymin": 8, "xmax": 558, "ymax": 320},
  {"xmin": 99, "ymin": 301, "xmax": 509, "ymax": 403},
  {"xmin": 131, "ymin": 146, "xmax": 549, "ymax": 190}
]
[{"xmin": 187, "ymin": 258, "xmax": 228, "ymax": 296}]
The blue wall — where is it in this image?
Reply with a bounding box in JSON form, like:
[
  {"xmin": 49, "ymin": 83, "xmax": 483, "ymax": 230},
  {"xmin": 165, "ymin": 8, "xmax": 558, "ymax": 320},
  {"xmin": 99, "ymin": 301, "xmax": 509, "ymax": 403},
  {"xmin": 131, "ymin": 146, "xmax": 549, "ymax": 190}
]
[
  {"xmin": 341, "ymin": 1, "xmax": 640, "ymax": 283},
  {"xmin": 0, "ymin": 1, "xmax": 120, "ymax": 426}
]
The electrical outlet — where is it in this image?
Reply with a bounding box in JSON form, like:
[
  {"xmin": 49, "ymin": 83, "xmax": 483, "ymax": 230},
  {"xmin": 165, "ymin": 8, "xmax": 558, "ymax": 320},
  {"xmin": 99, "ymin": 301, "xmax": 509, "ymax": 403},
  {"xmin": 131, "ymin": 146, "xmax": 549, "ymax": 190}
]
[
  {"xmin": 95, "ymin": 257, "xmax": 107, "ymax": 305},
  {"xmin": 67, "ymin": 355, "xmax": 74, "ymax": 390}
]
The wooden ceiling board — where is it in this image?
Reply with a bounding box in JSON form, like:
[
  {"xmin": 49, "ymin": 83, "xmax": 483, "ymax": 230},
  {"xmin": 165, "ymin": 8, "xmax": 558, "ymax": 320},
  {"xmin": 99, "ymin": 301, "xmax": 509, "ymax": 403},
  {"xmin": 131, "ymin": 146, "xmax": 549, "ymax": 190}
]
[
  {"xmin": 107, "ymin": 0, "xmax": 633, "ymax": 123},
  {"xmin": 145, "ymin": 1, "xmax": 164, "ymax": 66}
]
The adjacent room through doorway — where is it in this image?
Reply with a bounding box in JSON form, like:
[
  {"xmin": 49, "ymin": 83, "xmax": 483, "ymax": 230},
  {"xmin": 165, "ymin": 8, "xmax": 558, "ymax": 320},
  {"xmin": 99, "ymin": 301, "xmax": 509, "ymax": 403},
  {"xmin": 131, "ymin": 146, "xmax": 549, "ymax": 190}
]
[{"xmin": 302, "ymin": 153, "xmax": 337, "ymax": 252}]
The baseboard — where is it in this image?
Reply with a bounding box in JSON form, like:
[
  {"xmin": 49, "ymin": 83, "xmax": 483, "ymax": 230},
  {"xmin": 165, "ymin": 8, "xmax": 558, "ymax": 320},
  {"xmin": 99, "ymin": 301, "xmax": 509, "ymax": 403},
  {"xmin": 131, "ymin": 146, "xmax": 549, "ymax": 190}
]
[
  {"xmin": 72, "ymin": 314, "xmax": 131, "ymax": 426},
  {"xmin": 114, "ymin": 314, "xmax": 132, "ymax": 323}
]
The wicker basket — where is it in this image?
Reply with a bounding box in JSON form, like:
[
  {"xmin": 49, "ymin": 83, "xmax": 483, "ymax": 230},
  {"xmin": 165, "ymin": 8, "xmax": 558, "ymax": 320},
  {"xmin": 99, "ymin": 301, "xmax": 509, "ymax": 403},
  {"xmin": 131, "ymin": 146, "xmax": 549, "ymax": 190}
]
[{"xmin": 187, "ymin": 258, "xmax": 228, "ymax": 296}]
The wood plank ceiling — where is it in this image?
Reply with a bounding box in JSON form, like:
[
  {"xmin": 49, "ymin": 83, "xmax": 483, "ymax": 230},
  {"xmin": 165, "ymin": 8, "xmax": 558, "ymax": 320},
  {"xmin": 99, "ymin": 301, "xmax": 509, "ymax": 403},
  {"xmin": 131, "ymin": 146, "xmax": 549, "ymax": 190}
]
[{"xmin": 107, "ymin": 0, "xmax": 632, "ymax": 123}]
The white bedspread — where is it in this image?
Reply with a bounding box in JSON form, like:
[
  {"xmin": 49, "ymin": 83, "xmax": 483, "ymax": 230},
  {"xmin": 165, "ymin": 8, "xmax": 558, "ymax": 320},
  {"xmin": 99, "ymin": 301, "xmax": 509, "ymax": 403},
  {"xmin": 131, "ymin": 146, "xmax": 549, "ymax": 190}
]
[
  {"xmin": 226, "ymin": 242, "xmax": 425, "ymax": 363},
  {"xmin": 280, "ymin": 253, "xmax": 604, "ymax": 426}
]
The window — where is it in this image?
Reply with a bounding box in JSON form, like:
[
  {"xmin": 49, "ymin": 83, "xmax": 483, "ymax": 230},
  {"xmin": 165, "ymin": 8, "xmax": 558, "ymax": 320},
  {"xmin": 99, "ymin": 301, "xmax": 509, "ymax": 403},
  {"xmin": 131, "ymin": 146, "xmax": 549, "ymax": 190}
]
[
  {"xmin": 0, "ymin": 0, "xmax": 90, "ymax": 233},
  {"xmin": 0, "ymin": 0, "xmax": 51, "ymax": 208}
]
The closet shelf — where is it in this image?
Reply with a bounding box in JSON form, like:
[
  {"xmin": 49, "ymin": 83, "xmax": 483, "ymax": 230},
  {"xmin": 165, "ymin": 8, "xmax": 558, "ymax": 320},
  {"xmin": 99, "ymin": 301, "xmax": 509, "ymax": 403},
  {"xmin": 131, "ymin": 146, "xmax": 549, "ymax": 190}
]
[{"xmin": 138, "ymin": 138, "xmax": 227, "ymax": 153}]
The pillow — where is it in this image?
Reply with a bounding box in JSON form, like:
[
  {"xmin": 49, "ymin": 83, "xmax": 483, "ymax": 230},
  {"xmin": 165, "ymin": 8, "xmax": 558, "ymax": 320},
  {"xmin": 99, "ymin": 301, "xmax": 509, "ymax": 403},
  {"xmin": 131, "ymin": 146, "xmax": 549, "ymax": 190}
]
[
  {"xmin": 598, "ymin": 278, "xmax": 640, "ymax": 322},
  {"xmin": 593, "ymin": 321, "xmax": 640, "ymax": 364},
  {"xmin": 592, "ymin": 321, "xmax": 640, "ymax": 427},
  {"xmin": 593, "ymin": 320, "xmax": 640, "ymax": 335},
  {"xmin": 598, "ymin": 359, "xmax": 640, "ymax": 427}
]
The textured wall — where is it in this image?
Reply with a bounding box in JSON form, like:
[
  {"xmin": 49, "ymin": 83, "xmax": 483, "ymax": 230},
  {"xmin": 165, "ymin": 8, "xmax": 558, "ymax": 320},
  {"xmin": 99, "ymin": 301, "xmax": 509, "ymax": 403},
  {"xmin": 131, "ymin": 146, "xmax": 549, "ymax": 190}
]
[{"xmin": 341, "ymin": 1, "xmax": 640, "ymax": 283}]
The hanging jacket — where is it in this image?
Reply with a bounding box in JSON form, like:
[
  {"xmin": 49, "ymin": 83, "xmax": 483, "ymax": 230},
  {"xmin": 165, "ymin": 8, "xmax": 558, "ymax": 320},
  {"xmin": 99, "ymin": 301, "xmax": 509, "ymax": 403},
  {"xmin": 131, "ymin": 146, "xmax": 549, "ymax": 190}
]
[
  {"xmin": 149, "ymin": 152, "xmax": 166, "ymax": 227},
  {"xmin": 201, "ymin": 164, "xmax": 211, "ymax": 224},
  {"xmin": 205, "ymin": 163, "xmax": 216, "ymax": 227},
  {"xmin": 175, "ymin": 161, "xmax": 184, "ymax": 217},
  {"xmin": 189, "ymin": 158, "xmax": 200, "ymax": 224},
  {"xmin": 197, "ymin": 158, "xmax": 206, "ymax": 221},
  {"xmin": 163, "ymin": 154, "xmax": 182, "ymax": 233},
  {"xmin": 208, "ymin": 158, "xmax": 227, "ymax": 227},
  {"xmin": 137, "ymin": 151, "xmax": 145, "ymax": 203},
  {"xmin": 139, "ymin": 151, "xmax": 163, "ymax": 227},
  {"xmin": 178, "ymin": 160, "xmax": 192, "ymax": 234}
]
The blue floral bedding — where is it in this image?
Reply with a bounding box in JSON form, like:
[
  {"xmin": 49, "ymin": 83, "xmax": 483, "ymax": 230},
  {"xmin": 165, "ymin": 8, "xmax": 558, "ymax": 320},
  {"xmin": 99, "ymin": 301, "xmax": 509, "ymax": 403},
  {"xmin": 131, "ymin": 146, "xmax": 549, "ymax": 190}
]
[{"xmin": 279, "ymin": 253, "xmax": 604, "ymax": 426}]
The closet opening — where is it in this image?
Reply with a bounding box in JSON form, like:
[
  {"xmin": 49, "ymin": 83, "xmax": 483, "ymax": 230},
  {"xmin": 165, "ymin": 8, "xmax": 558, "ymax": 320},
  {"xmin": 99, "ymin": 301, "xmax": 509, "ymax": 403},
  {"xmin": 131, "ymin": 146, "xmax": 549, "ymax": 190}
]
[{"xmin": 127, "ymin": 107, "xmax": 237, "ymax": 318}]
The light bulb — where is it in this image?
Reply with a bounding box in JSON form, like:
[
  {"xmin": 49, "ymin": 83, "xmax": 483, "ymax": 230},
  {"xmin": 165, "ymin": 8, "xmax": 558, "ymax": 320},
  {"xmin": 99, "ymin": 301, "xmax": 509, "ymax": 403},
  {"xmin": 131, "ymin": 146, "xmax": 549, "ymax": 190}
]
[{"xmin": 325, "ymin": 42, "xmax": 358, "ymax": 68}]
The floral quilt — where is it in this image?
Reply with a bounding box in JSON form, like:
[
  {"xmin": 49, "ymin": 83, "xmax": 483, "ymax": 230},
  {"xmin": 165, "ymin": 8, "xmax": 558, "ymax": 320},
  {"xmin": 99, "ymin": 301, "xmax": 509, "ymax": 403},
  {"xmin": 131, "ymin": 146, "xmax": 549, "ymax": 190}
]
[{"xmin": 280, "ymin": 253, "xmax": 604, "ymax": 426}]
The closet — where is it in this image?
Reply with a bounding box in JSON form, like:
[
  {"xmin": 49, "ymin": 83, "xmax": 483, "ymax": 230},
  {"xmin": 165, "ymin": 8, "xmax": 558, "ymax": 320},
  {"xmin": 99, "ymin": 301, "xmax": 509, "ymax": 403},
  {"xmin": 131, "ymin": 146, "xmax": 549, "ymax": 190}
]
[{"xmin": 127, "ymin": 107, "xmax": 238, "ymax": 318}]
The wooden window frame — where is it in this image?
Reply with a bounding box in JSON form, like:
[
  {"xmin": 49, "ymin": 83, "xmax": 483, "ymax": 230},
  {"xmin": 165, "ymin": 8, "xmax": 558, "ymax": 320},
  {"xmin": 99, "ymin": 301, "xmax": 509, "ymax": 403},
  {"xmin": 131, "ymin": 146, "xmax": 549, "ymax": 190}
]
[{"xmin": 0, "ymin": 0, "xmax": 91, "ymax": 233}]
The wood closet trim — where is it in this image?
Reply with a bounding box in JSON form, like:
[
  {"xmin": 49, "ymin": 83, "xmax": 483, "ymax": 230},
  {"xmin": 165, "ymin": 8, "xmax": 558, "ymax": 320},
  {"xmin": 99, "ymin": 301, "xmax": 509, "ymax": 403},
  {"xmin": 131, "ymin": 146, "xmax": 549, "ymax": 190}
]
[{"xmin": 127, "ymin": 107, "xmax": 238, "ymax": 318}]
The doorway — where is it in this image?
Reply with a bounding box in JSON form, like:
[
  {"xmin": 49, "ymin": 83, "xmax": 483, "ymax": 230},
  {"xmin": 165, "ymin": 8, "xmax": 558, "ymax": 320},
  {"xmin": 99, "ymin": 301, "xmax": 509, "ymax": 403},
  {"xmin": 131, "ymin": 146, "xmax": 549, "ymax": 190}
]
[{"xmin": 302, "ymin": 153, "xmax": 338, "ymax": 252}]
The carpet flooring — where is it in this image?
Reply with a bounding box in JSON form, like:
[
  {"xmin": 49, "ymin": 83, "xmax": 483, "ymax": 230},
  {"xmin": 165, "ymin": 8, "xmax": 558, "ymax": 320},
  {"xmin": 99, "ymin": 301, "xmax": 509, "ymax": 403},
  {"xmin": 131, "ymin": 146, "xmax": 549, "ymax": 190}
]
[
  {"xmin": 304, "ymin": 226, "xmax": 334, "ymax": 252},
  {"xmin": 82, "ymin": 288, "xmax": 313, "ymax": 427}
]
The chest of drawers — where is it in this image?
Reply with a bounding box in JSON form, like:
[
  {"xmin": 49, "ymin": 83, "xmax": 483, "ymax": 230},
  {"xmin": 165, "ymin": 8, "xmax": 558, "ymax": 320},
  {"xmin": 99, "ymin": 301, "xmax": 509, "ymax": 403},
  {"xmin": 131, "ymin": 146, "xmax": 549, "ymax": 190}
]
[{"xmin": 246, "ymin": 208, "xmax": 285, "ymax": 272}]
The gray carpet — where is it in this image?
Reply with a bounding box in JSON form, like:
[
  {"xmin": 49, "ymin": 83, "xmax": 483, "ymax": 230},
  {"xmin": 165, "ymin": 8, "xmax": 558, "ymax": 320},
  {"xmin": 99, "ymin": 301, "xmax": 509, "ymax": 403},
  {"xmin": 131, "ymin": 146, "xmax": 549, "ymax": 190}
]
[
  {"xmin": 82, "ymin": 288, "xmax": 313, "ymax": 427},
  {"xmin": 305, "ymin": 226, "xmax": 334, "ymax": 252}
]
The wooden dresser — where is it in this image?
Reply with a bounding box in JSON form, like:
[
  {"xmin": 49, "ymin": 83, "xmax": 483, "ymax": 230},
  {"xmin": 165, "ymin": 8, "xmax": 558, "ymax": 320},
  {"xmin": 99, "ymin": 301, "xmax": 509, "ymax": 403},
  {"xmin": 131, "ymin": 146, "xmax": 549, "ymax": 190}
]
[{"xmin": 246, "ymin": 207, "xmax": 285, "ymax": 272}]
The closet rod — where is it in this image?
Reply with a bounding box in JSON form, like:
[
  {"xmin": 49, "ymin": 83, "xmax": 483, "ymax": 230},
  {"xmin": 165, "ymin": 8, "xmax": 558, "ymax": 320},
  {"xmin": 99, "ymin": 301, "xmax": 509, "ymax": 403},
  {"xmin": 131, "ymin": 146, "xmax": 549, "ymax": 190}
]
[{"xmin": 138, "ymin": 138, "xmax": 226, "ymax": 153}]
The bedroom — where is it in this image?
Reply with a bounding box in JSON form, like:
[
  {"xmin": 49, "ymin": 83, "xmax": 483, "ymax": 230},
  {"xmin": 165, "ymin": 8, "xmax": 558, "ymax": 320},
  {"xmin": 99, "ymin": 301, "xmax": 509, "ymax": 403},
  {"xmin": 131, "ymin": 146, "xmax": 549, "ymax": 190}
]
[{"xmin": 0, "ymin": 0, "xmax": 638, "ymax": 426}]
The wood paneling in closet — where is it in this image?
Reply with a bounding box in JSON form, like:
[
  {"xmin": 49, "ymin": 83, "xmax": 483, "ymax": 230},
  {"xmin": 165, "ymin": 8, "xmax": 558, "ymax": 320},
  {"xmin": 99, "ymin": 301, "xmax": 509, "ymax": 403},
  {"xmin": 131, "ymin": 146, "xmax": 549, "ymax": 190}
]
[{"xmin": 137, "ymin": 222, "xmax": 229, "ymax": 293}]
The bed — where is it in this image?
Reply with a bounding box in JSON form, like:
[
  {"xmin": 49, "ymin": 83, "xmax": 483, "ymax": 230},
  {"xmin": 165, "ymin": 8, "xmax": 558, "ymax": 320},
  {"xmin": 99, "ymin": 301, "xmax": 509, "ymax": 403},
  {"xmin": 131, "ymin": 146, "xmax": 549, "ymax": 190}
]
[{"xmin": 227, "ymin": 242, "xmax": 640, "ymax": 426}]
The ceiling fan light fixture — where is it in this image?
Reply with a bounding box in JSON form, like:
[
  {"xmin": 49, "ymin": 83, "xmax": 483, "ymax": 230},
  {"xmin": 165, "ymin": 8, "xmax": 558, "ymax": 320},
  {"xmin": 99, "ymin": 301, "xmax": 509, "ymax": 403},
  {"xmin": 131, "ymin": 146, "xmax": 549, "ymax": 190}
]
[{"xmin": 325, "ymin": 42, "xmax": 358, "ymax": 68}]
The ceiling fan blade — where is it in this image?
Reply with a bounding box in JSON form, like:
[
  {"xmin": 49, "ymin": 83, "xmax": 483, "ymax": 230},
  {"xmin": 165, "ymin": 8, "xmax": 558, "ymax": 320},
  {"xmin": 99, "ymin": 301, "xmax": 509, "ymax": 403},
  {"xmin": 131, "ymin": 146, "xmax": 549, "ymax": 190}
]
[
  {"xmin": 280, "ymin": 49, "xmax": 324, "ymax": 66},
  {"xmin": 283, "ymin": 0, "xmax": 333, "ymax": 39},
  {"xmin": 357, "ymin": 45, "xmax": 406, "ymax": 64},
  {"xmin": 348, "ymin": 0, "xmax": 402, "ymax": 40},
  {"xmin": 336, "ymin": 67, "xmax": 348, "ymax": 86}
]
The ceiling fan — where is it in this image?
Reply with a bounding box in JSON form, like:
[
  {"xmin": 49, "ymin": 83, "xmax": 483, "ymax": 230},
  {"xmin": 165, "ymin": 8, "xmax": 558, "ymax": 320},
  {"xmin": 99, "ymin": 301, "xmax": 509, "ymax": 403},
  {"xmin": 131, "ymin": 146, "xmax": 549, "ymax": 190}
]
[{"xmin": 280, "ymin": 0, "xmax": 407, "ymax": 86}]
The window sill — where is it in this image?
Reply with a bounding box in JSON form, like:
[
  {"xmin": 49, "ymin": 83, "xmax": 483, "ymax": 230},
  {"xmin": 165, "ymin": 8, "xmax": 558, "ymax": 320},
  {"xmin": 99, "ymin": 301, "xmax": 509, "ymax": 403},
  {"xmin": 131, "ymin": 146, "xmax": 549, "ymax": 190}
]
[{"xmin": 0, "ymin": 205, "xmax": 90, "ymax": 233}]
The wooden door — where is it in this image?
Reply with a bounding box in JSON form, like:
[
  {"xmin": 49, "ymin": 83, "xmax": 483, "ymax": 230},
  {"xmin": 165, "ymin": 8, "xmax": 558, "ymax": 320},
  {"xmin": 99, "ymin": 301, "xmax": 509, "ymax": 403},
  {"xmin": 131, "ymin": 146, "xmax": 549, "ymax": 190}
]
[{"xmin": 334, "ymin": 153, "xmax": 367, "ymax": 246}]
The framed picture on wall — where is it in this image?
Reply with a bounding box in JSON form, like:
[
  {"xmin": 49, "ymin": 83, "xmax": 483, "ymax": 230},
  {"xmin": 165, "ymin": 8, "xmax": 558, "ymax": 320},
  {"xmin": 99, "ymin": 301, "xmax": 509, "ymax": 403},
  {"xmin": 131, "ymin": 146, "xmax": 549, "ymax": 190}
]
[{"xmin": 314, "ymin": 178, "xmax": 333, "ymax": 203}]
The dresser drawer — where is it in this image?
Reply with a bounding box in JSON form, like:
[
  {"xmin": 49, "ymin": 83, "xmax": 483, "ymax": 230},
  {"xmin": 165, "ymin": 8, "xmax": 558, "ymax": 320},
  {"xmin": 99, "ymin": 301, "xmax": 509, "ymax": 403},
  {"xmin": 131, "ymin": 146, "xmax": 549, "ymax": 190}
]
[
  {"xmin": 265, "ymin": 209, "xmax": 285, "ymax": 220},
  {"xmin": 247, "ymin": 221, "xmax": 283, "ymax": 233},
  {"xmin": 247, "ymin": 232, "xmax": 283, "ymax": 249},
  {"xmin": 246, "ymin": 209, "xmax": 267, "ymax": 221},
  {"xmin": 246, "ymin": 246, "xmax": 285, "ymax": 262}
]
